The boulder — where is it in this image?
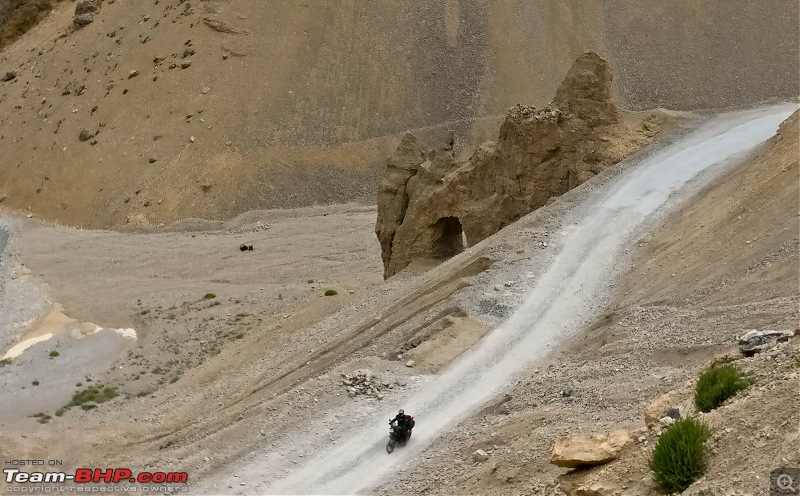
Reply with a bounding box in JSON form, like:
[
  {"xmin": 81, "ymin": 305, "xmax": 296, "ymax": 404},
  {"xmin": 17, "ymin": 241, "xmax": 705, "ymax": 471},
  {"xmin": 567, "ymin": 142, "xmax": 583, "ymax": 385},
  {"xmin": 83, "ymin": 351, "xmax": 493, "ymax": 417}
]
[
  {"xmin": 1, "ymin": 71, "xmax": 16, "ymax": 82},
  {"xmin": 74, "ymin": 0, "xmax": 100, "ymax": 16},
  {"xmin": 73, "ymin": 0, "xmax": 100, "ymax": 26},
  {"xmin": 550, "ymin": 431, "xmax": 631, "ymax": 468},
  {"xmin": 375, "ymin": 52, "xmax": 665, "ymax": 279},
  {"xmin": 738, "ymin": 329, "xmax": 795, "ymax": 357}
]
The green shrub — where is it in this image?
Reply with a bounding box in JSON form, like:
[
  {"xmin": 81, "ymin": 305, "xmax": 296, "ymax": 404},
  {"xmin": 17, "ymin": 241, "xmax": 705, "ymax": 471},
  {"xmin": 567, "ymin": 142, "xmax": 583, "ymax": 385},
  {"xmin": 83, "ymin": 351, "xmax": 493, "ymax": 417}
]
[
  {"xmin": 650, "ymin": 418, "xmax": 711, "ymax": 493},
  {"xmin": 68, "ymin": 386, "xmax": 118, "ymax": 407},
  {"xmin": 49, "ymin": 351, "xmax": 59, "ymax": 357},
  {"xmin": 324, "ymin": 289, "xmax": 337, "ymax": 296},
  {"xmin": 203, "ymin": 293, "xmax": 216, "ymax": 300},
  {"xmin": 32, "ymin": 380, "xmax": 40, "ymax": 386},
  {"xmin": 694, "ymin": 364, "xmax": 751, "ymax": 413}
]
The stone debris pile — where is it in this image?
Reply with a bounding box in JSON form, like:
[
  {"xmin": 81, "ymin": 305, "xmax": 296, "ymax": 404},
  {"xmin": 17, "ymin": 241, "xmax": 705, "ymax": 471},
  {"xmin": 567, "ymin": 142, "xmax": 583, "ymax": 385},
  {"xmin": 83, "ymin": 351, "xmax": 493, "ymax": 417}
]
[{"xmin": 340, "ymin": 369, "xmax": 394, "ymax": 399}]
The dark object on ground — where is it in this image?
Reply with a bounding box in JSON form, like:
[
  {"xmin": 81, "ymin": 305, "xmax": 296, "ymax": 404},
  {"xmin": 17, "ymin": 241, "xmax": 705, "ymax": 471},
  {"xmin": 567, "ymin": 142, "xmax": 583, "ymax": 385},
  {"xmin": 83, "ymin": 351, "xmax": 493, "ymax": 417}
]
[{"xmin": 239, "ymin": 244, "xmax": 253, "ymax": 252}]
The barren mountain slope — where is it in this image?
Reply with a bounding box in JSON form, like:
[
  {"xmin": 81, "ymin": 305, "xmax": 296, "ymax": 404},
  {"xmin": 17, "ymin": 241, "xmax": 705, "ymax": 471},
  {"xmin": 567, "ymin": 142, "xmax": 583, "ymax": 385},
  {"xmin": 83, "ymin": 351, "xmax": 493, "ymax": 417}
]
[
  {"xmin": 370, "ymin": 111, "xmax": 799, "ymax": 496},
  {"xmin": 0, "ymin": 0, "xmax": 797, "ymax": 227}
]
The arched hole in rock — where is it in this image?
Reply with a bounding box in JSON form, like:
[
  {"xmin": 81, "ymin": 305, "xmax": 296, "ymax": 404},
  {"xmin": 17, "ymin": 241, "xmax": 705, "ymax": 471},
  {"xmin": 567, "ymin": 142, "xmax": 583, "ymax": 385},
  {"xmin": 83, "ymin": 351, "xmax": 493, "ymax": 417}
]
[{"xmin": 432, "ymin": 216, "xmax": 466, "ymax": 259}]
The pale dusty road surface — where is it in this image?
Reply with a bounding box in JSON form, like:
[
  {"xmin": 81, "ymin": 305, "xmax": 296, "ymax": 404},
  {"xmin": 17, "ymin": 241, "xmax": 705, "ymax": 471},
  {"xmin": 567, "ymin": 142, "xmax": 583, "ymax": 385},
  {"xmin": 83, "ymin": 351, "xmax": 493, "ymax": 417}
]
[{"xmin": 199, "ymin": 103, "xmax": 797, "ymax": 496}]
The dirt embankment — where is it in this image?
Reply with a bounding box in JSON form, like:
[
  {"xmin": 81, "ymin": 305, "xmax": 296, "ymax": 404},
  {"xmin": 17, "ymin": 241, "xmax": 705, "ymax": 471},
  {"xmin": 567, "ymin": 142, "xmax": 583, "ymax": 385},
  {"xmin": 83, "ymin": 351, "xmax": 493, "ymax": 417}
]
[{"xmin": 0, "ymin": 0, "xmax": 797, "ymax": 228}]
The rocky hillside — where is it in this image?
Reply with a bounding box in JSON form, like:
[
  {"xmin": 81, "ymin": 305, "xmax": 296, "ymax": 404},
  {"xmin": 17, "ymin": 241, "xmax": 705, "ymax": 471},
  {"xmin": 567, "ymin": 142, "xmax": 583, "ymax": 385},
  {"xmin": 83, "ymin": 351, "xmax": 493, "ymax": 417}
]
[
  {"xmin": 0, "ymin": 0, "xmax": 64, "ymax": 50},
  {"xmin": 0, "ymin": 0, "xmax": 797, "ymax": 227},
  {"xmin": 372, "ymin": 110, "xmax": 799, "ymax": 496},
  {"xmin": 376, "ymin": 52, "xmax": 678, "ymax": 278}
]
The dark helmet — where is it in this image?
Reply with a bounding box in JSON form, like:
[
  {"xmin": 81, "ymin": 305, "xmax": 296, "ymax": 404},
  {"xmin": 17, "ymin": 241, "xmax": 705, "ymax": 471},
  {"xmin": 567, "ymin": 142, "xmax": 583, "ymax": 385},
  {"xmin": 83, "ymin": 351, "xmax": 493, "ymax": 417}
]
[{"xmin": 398, "ymin": 409, "xmax": 404, "ymax": 415}]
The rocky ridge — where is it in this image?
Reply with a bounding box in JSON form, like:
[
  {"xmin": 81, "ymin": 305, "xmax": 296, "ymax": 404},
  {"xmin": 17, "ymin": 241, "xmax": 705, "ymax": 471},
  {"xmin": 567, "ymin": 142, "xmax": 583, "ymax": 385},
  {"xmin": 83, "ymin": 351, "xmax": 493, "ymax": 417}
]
[{"xmin": 376, "ymin": 52, "xmax": 675, "ymax": 278}]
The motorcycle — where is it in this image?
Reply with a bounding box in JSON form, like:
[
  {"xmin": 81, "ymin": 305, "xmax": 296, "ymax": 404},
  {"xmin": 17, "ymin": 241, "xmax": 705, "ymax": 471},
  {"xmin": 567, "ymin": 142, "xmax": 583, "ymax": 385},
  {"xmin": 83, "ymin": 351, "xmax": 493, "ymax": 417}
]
[{"xmin": 386, "ymin": 417, "xmax": 414, "ymax": 454}]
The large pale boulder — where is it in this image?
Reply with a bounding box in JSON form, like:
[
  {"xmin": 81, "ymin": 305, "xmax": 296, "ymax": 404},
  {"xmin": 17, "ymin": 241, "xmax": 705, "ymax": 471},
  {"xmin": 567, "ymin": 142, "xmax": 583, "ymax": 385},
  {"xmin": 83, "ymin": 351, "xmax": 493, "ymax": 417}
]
[
  {"xmin": 375, "ymin": 52, "xmax": 667, "ymax": 278},
  {"xmin": 550, "ymin": 431, "xmax": 631, "ymax": 469}
]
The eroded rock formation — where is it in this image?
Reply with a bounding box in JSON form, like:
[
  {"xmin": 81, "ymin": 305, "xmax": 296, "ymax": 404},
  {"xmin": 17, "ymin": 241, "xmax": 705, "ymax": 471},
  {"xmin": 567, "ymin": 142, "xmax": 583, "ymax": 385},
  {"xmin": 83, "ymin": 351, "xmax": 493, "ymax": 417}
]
[{"xmin": 376, "ymin": 52, "xmax": 671, "ymax": 279}]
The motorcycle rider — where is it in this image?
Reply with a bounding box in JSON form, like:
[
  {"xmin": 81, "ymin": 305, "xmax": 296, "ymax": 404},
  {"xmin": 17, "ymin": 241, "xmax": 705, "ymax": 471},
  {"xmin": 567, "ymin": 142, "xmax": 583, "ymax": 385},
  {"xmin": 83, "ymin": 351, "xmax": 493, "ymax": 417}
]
[{"xmin": 390, "ymin": 409, "xmax": 415, "ymax": 441}]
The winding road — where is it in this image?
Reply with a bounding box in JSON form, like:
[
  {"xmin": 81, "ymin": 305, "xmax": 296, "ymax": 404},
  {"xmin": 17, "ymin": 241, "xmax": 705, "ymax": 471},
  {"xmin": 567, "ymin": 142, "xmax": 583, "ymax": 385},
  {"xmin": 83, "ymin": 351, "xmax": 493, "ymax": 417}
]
[{"xmin": 203, "ymin": 103, "xmax": 797, "ymax": 495}]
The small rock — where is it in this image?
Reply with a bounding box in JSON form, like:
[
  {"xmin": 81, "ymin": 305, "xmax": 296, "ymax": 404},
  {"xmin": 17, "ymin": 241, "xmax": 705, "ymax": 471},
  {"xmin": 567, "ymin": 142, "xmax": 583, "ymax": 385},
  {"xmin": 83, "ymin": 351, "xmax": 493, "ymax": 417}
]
[
  {"xmin": 78, "ymin": 129, "xmax": 94, "ymax": 142},
  {"xmin": 560, "ymin": 387, "xmax": 574, "ymax": 398},
  {"xmin": 128, "ymin": 70, "xmax": 139, "ymax": 78},
  {"xmin": 738, "ymin": 329, "xmax": 795, "ymax": 357},
  {"xmin": 189, "ymin": 136, "xmax": 195, "ymax": 143},
  {"xmin": 1, "ymin": 71, "xmax": 16, "ymax": 82},
  {"xmin": 181, "ymin": 61, "xmax": 192, "ymax": 69},
  {"xmin": 259, "ymin": 430, "xmax": 265, "ymax": 436},
  {"xmin": 472, "ymin": 449, "xmax": 490, "ymax": 463},
  {"xmin": 405, "ymin": 360, "xmax": 415, "ymax": 368},
  {"xmin": 148, "ymin": 158, "xmax": 157, "ymax": 164},
  {"xmin": 201, "ymin": 86, "xmax": 210, "ymax": 94},
  {"xmin": 659, "ymin": 416, "xmax": 675, "ymax": 427},
  {"xmin": 73, "ymin": 13, "xmax": 94, "ymax": 26}
]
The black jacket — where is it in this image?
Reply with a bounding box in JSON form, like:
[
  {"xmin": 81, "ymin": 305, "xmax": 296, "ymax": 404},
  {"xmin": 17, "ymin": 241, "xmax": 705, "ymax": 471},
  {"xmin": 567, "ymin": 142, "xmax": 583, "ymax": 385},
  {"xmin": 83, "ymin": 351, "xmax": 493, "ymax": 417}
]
[{"xmin": 393, "ymin": 413, "xmax": 413, "ymax": 429}]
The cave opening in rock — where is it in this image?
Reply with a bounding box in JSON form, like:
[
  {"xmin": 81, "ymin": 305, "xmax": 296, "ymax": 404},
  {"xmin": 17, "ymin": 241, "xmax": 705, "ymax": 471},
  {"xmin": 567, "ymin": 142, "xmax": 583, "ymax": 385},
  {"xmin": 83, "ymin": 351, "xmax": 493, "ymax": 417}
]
[{"xmin": 432, "ymin": 216, "xmax": 466, "ymax": 259}]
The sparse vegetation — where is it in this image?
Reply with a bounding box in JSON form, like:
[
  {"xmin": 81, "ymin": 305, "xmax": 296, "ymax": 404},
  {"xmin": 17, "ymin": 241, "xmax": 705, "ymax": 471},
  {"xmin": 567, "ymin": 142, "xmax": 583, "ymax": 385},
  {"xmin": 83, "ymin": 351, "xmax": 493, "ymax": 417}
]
[
  {"xmin": 324, "ymin": 289, "xmax": 338, "ymax": 296},
  {"xmin": 67, "ymin": 385, "xmax": 118, "ymax": 408},
  {"xmin": 694, "ymin": 364, "xmax": 751, "ymax": 413},
  {"xmin": 31, "ymin": 380, "xmax": 39, "ymax": 386},
  {"xmin": 0, "ymin": 358, "xmax": 12, "ymax": 367},
  {"xmin": 650, "ymin": 418, "xmax": 711, "ymax": 493},
  {"xmin": 203, "ymin": 293, "xmax": 217, "ymax": 300},
  {"xmin": 31, "ymin": 412, "xmax": 52, "ymax": 424},
  {"xmin": 49, "ymin": 350, "xmax": 60, "ymax": 357}
]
